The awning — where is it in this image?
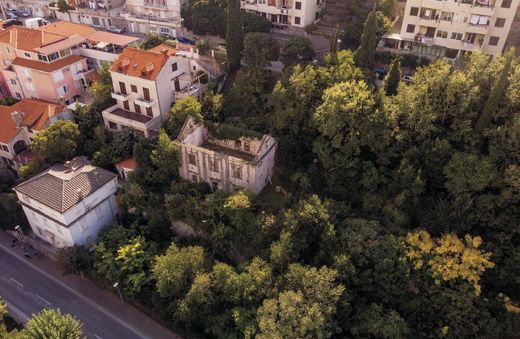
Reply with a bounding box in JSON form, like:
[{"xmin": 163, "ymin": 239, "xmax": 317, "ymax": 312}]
[
  {"xmin": 34, "ymin": 35, "xmax": 86, "ymax": 54},
  {"xmin": 383, "ymin": 33, "xmax": 403, "ymax": 41},
  {"xmin": 83, "ymin": 31, "xmax": 140, "ymax": 46}
]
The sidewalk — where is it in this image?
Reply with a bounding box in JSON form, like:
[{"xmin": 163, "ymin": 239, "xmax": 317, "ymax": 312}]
[{"xmin": 0, "ymin": 230, "xmax": 182, "ymax": 339}]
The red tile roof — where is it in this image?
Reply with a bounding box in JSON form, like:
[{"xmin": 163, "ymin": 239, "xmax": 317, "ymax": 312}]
[
  {"xmin": 38, "ymin": 21, "xmax": 96, "ymax": 38},
  {"xmin": 11, "ymin": 54, "xmax": 85, "ymax": 73},
  {"xmin": 0, "ymin": 26, "xmax": 66, "ymax": 51},
  {"xmin": 148, "ymin": 43, "xmax": 177, "ymax": 56},
  {"xmin": 0, "ymin": 99, "xmax": 66, "ymax": 143},
  {"xmin": 116, "ymin": 158, "xmax": 137, "ymax": 170},
  {"xmin": 111, "ymin": 47, "xmax": 168, "ymax": 81}
]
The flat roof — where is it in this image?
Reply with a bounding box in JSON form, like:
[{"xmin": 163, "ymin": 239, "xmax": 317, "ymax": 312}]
[
  {"xmin": 83, "ymin": 31, "xmax": 140, "ymax": 46},
  {"xmin": 34, "ymin": 34, "xmax": 86, "ymax": 54}
]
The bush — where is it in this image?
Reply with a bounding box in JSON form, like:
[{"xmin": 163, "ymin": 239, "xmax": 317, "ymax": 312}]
[
  {"xmin": 58, "ymin": 245, "xmax": 93, "ymax": 275},
  {"xmin": 0, "ymin": 97, "xmax": 18, "ymax": 106},
  {"xmin": 242, "ymin": 12, "xmax": 272, "ymax": 33}
]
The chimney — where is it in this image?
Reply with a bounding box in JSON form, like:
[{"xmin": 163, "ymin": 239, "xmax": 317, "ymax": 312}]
[
  {"xmin": 161, "ymin": 48, "xmax": 168, "ymax": 56},
  {"xmin": 11, "ymin": 110, "xmax": 24, "ymax": 128},
  {"xmin": 77, "ymin": 188, "xmax": 84, "ymax": 201}
]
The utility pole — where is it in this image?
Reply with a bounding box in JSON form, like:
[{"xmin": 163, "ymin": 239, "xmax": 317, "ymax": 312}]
[{"xmin": 0, "ymin": 0, "xmax": 7, "ymax": 20}]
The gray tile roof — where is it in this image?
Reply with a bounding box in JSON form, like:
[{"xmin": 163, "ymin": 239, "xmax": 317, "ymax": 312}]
[{"xmin": 14, "ymin": 157, "xmax": 117, "ymax": 213}]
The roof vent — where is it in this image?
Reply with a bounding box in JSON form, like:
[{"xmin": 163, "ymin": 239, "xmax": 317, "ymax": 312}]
[
  {"xmin": 121, "ymin": 58, "xmax": 130, "ymax": 67},
  {"xmin": 11, "ymin": 110, "xmax": 25, "ymax": 129},
  {"xmin": 77, "ymin": 188, "xmax": 83, "ymax": 201}
]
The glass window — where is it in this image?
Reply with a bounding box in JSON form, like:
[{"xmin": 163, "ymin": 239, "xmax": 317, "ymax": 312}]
[
  {"xmin": 406, "ymin": 24, "xmax": 415, "ymax": 33},
  {"xmin": 295, "ymin": 1, "xmax": 301, "ymax": 9},
  {"xmin": 188, "ymin": 153, "xmax": 196, "ymax": 165},
  {"xmin": 172, "ymin": 62, "xmax": 178, "ymax": 72},
  {"xmin": 409, "ymin": 7, "xmax": 419, "ymax": 16},
  {"xmin": 488, "ymin": 36, "xmax": 499, "ymax": 46},
  {"xmin": 232, "ymin": 165, "xmax": 242, "ymax": 179},
  {"xmin": 501, "ymin": 0, "xmax": 512, "ymax": 8},
  {"xmin": 495, "ymin": 18, "xmax": 506, "ymax": 27},
  {"xmin": 295, "ymin": 17, "xmax": 301, "ymax": 25}
]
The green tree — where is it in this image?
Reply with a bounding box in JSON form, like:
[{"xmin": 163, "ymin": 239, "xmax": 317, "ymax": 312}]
[
  {"xmin": 152, "ymin": 243, "xmax": 206, "ymax": 299},
  {"xmin": 31, "ymin": 120, "xmax": 82, "ymax": 164},
  {"xmin": 242, "ymin": 12, "xmax": 272, "ymax": 33},
  {"xmin": 150, "ymin": 130, "xmax": 179, "ymax": 184},
  {"xmin": 280, "ymin": 37, "xmax": 315, "ymax": 67},
  {"xmin": 243, "ymin": 32, "xmax": 279, "ymax": 69},
  {"xmin": 140, "ymin": 33, "xmax": 166, "ymax": 50},
  {"xmin": 57, "ymin": 245, "xmax": 93, "ymax": 275},
  {"xmin": 226, "ymin": 0, "xmax": 243, "ymax": 74},
  {"xmin": 383, "ymin": 57, "xmax": 401, "ymax": 96},
  {"xmin": 22, "ymin": 309, "xmax": 83, "ymax": 339},
  {"xmin": 165, "ymin": 96, "xmax": 203, "ymax": 136},
  {"xmin": 355, "ymin": 8, "xmax": 377, "ymax": 69},
  {"xmin": 57, "ymin": 0, "xmax": 71, "ymax": 13},
  {"xmin": 88, "ymin": 62, "xmax": 114, "ymax": 109}
]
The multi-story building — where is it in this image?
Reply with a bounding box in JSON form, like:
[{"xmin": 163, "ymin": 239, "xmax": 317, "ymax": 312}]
[
  {"xmin": 0, "ymin": 99, "xmax": 72, "ymax": 170},
  {"xmin": 241, "ymin": 0, "xmax": 325, "ymax": 31},
  {"xmin": 51, "ymin": 0, "xmax": 127, "ymax": 29},
  {"xmin": 176, "ymin": 116, "xmax": 277, "ymax": 194},
  {"xmin": 0, "ymin": 26, "xmax": 89, "ymax": 104},
  {"xmin": 2, "ymin": 0, "xmax": 54, "ymax": 18},
  {"xmin": 120, "ymin": 0, "xmax": 184, "ymax": 37},
  {"xmin": 380, "ymin": 0, "xmax": 520, "ymax": 59},
  {"xmin": 102, "ymin": 45, "xmax": 206, "ymax": 138},
  {"xmin": 13, "ymin": 156, "xmax": 118, "ymax": 248}
]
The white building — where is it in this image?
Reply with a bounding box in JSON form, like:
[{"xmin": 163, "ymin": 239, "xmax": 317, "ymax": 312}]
[
  {"xmin": 177, "ymin": 116, "xmax": 277, "ymax": 194},
  {"xmin": 120, "ymin": 0, "xmax": 184, "ymax": 37},
  {"xmin": 241, "ymin": 0, "xmax": 325, "ymax": 32},
  {"xmin": 13, "ymin": 157, "xmax": 118, "ymax": 248},
  {"xmin": 102, "ymin": 44, "xmax": 206, "ymax": 138},
  {"xmin": 380, "ymin": 0, "xmax": 520, "ymax": 59}
]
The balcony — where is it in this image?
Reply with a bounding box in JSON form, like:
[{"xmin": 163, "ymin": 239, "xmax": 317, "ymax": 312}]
[
  {"xmin": 175, "ymin": 83, "xmax": 207, "ymax": 100},
  {"xmin": 134, "ymin": 98, "xmax": 155, "ymax": 108},
  {"xmin": 415, "ymin": 35, "xmax": 434, "ymax": 46},
  {"xmin": 72, "ymin": 69, "xmax": 95, "ymax": 81},
  {"xmin": 102, "ymin": 104, "xmax": 160, "ymax": 137},
  {"xmin": 143, "ymin": 0, "xmax": 168, "ymax": 9},
  {"xmin": 111, "ymin": 92, "xmax": 130, "ymax": 101}
]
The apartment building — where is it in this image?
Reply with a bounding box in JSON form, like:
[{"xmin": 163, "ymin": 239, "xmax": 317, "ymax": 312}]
[
  {"xmin": 177, "ymin": 116, "xmax": 277, "ymax": 194},
  {"xmin": 3, "ymin": 0, "xmax": 53, "ymax": 18},
  {"xmin": 120, "ymin": 0, "xmax": 184, "ymax": 37},
  {"xmin": 241, "ymin": 0, "xmax": 325, "ymax": 31},
  {"xmin": 13, "ymin": 156, "xmax": 118, "ymax": 248},
  {"xmin": 51, "ymin": 0, "xmax": 126, "ymax": 29},
  {"xmin": 0, "ymin": 26, "xmax": 89, "ymax": 104},
  {"xmin": 102, "ymin": 46, "xmax": 205, "ymax": 138},
  {"xmin": 0, "ymin": 99, "xmax": 72, "ymax": 170},
  {"xmin": 380, "ymin": 0, "xmax": 520, "ymax": 59}
]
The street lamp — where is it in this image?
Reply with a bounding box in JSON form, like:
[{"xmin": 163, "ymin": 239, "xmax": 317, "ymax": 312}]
[{"xmin": 113, "ymin": 282, "xmax": 124, "ymax": 306}]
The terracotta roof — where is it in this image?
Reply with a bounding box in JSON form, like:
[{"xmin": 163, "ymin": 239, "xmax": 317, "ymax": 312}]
[
  {"xmin": 116, "ymin": 158, "xmax": 137, "ymax": 170},
  {"xmin": 0, "ymin": 99, "xmax": 66, "ymax": 143},
  {"xmin": 148, "ymin": 43, "xmax": 177, "ymax": 56},
  {"xmin": 38, "ymin": 21, "xmax": 96, "ymax": 38},
  {"xmin": 0, "ymin": 26, "xmax": 66, "ymax": 51},
  {"xmin": 34, "ymin": 34, "xmax": 86, "ymax": 54},
  {"xmin": 11, "ymin": 54, "xmax": 85, "ymax": 73},
  {"xmin": 111, "ymin": 47, "xmax": 168, "ymax": 80},
  {"xmin": 14, "ymin": 157, "xmax": 117, "ymax": 214}
]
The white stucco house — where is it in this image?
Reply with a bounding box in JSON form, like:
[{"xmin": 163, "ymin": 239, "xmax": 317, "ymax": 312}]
[
  {"xmin": 176, "ymin": 116, "xmax": 277, "ymax": 194},
  {"xmin": 13, "ymin": 157, "xmax": 118, "ymax": 248}
]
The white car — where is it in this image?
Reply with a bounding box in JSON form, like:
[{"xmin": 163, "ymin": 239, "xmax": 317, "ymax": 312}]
[{"xmin": 107, "ymin": 25, "xmax": 125, "ymax": 34}]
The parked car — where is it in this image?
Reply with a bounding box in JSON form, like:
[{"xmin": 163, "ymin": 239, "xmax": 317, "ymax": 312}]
[
  {"xmin": 402, "ymin": 74, "xmax": 413, "ymax": 84},
  {"xmin": 372, "ymin": 66, "xmax": 387, "ymax": 80},
  {"xmin": 17, "ymin": 10, "xmax": 31, "ymax": 18},
  {"xmin": 5, "ymin": 12, "xmax": 17, "ymax": 20},
  {"xmin": 2, "ymin": 19, "xmax": 23, "ymax": 29},
  {"xmin": 175, "ymin": 37, "xmax": 196, "ymax": 45},
  {"xmin": 107, "ymin": 25, "xmax": 125, "ymax": 34}
]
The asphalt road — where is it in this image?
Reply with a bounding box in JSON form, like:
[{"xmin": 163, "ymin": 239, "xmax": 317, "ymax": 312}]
[{"xmin": 0, "ymin": 242, "xmax": 173, "ymax": 339}]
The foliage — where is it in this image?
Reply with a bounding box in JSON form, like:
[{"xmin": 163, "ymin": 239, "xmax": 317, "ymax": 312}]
[
  {"xmin": 57, "ymin": 245, "xmax": 93, "ymax": 275},
  {"xmin": 280, "ymin": 37, "xmax": 315, "ymax": 67},
  {"xmin": 140, "ymin": 33, "xmax": 166, "ymax": 50},
  {"xmin": 405, "ymin": 230, "xmax": 495, "ymax": 294},
  {"xmin": 150, "ymin": 130, "xmax": 179, "ymax": 184},
  {"xmin": 383, "ymin": 57, "xmax": 401, "ymax": 96},
  {"xmin": 22, "ymin": 309, "xmax": 83, "ymax": 339},
  {"xmin": 165, "ymin": 96, "xmax": 203, "ymax": 137},
  {"xmin": 92, "ymin": 129, "xmax": 137, "ymax": 169},
  {"xmin": 181, "ymin": 0, "xmax": 227, "ymax": 37},
  {"xmin": 226, "ymin": 0, "xmax": 243, "ymax": 74},
  {"xmin": 355, "ymin": 8, "xmax": 377, "ymax": 69},
  {"xmin": 31, "ymin": 120, "xmax": 82, "ymax": 164},
  {"xmin": 243, "ymin": 32, "xmax": 279, "ymax": 69},
  {"xmin": 87, "ymin": 62, "xmax": 114, "ymax": 109},
  {"xmin": 0, "ymin": 97, "xmax": 18, "ymax": 106},
  {"xmin": 242, "ymin": 12, "xmax": 272, "ymax": 33},
  {"xmin": 56, "ymin": 0, "xmax": 71, "ymax": 12},
  {"xmin": 207, "ymin": 122, "xmax": 263, "ymax": 140}
]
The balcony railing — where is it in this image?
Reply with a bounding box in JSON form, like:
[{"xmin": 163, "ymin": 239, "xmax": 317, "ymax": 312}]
[
  {"xmin": 134, "ymin": 98, "xmax": 155, "ymax": 108},
  {"xmin": 111, "ymin": 92, "xmax": 130, "ymax": 101}
]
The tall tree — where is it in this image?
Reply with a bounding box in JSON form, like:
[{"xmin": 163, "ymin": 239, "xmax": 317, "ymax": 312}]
[
  {"xmin": 355, "ymin": 7, "xmax": 377, "ymax": 69},
  {"xmin": 243, "ymin": 32, "xmax": 279, "ymax": 69},
  {"xmin": 226, "ymin": 0, "xmax": 243, "ymax": 75},
  {"xmin": 383, "ymin": 57, "xmax": 401, "ymax": 96},
  {"xmin": 22, "ymin": 309, "xmax": 83, "ymax": 339},
  {"xmin": 31, "ymin": 120, "xmax": 82, "ymax": 164}
]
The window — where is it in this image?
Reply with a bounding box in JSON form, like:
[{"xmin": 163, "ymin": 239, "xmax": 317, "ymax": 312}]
[
  {"xmin": 188, "ymin": 153, "xmax": 196, "ymax": 165},
  {"xmin": 47, "ymin": 52, "xmax": 60, "ymax": 62},
  {"xmin": 26, "ymin": 83, "xmax": 34, "ymax": 91},
  {"xmin": 409, "ymin": 7, "xmax": 419, "ymax": 16},
  {"xmin": 146, "ymin": 106, "xmax": 153, "ymax": 117},
  {"xmin": 231, "ymin": 165, "xmax": 242, "ymax": 179},
  {"xmin": 37, "ymin": 54, "xmax": 48, "ymax": 62},
  {"xmin": 15, "ymin": 92, "xmax": 21, "ymax": 99},
  {"xmin": 150, "ymin": 25, "xmax": 158, "ymax": 32},
  {"xmin": 244, "ymin": 141, "xmax": 250, "ymax": 152},
  {"xmin": 451, "ymin": 32, "xmax": 463, "ymax": 40},
  {"xmin": 172, "ymin": 62, "xmax": 178, "ymax": 72},
  {"xmin": 123, "ymin": 100, "xmax": 130, "ymax": 110},
  {"xmin": 501, "ymin": 0, "xmax": 512, "ymax": 7},
  {"xmin": 209, "ymin": 158, "xmax": 219, "ymax": 172},
  {"xmin": 23, "ymin": 52, "xmax": 30, "ymax": 58},
  {"xmin": 108, "ymin": 121, "xmax": 117, "ymax": 129},
  {"xmin": 57, "ymin": 85, "xmax": 68, "ymax": 96},
  {"xmin": 52, "ymin": 71, "xmax": 64, "ymax": 82},
  {"xmin": 436, "ymin": 30, "xmax": 448, "ymax": 38},
  {"xmin": 440, "ymin": 11, "xmax": 453, "ymax": 21},
  {"xmin": 131, "ymin": 85, "xmax": 137, "ymax": 93},
  {"xmin": 488, "ymin": 36, "xmax": 499, "ymax": 46},
  {"xmin": 119, "ymin": 82, "xmax": 127, "ymax": 94},
  {"xmin": 0, "ymin": 144, "xmax": 8, "ymax": 152},
  {"xmin": 134, "ymin": 103, "xmax": 141, "ymax": 114},
  {"xmin": 143, "ymin": 87, "xmax": 150, "ymax": 101},
  {"xmin": 406, "ymin": 24, "xmax": 415, "ymax": 33},
  {"xmin": 10, "ymin": 79, "xmax": 16, "ymax": 86},
  {"xmin": 160, "ymin": 27, "xmax": 170, "ymax": 35},
  {"xmin": 295, "ymin": 1, "xmax": 301, "ymax": 9},
  {"xmin": 295, "ymin": 17, "xmax": 301, "ymax": 25},
  {"xmin": 495, "ymin": 18, "xmax": 506, "ymax": 27},
  {"xmin": 21, "ymin": 69, "xmax": 29, "ymax": 78}
]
